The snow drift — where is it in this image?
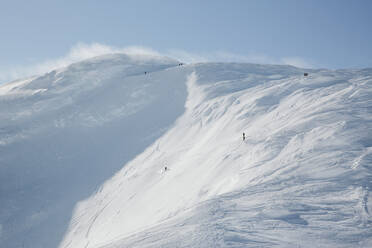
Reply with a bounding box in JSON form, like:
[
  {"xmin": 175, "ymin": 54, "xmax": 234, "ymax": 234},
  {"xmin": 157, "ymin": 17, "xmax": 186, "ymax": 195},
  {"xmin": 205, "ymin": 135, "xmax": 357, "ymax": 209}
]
[
  {"xmin": 0, "ymin": 54, "xmax": 188, "ymax": 248},
  {"xmin": 0, "ymin": 54, "xmax": 371, "ymax": 248}
]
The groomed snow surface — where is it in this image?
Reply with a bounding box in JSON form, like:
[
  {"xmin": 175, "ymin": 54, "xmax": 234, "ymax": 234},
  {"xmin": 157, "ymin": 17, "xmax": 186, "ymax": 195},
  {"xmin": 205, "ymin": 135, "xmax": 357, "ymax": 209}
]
[{"xmin": 0, "ymin": 54, "xmax": 371, "ymax": 247}]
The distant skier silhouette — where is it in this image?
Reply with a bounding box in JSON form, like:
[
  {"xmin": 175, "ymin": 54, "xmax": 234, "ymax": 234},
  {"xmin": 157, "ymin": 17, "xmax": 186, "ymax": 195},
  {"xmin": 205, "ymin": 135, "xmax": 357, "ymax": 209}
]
[
  {"xmin": 242, "ymin": 132, "xmax": 246, "ymax": 141},
  {"xmin": 164, "ymin": 166, "xmax": 168, "ymax": 172}
]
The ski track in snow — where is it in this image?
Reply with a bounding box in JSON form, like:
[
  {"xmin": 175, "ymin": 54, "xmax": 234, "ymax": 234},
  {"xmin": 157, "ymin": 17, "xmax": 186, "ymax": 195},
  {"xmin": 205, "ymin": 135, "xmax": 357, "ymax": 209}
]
[{"xmin": 0, "ymin": 55, "xmax": 371, "ymax": 248}]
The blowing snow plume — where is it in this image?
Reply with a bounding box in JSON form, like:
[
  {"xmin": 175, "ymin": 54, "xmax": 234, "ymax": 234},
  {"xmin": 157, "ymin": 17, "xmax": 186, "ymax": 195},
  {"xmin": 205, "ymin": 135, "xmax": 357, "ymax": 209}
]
[
  {"xmin": 0, "ymin": 43, "xmax": 163, "ymax": 84},
  {"xmin": 0, "ymin": 55, "xmax": 371, "ymax": 248}
]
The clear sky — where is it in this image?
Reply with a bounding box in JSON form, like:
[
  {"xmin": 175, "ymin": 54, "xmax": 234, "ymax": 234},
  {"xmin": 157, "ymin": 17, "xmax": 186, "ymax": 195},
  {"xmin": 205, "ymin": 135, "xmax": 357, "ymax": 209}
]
[{"xmin": 1, "ymin": 0, "xmax": 372, "ymax": 82}]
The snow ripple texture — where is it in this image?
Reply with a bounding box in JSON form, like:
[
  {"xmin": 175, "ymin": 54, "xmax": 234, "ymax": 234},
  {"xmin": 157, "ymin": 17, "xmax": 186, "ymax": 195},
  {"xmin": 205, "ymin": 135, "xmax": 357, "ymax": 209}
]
[{"xmin": 0, "ymin": 55, "xmax": 371, "ymax": 248}]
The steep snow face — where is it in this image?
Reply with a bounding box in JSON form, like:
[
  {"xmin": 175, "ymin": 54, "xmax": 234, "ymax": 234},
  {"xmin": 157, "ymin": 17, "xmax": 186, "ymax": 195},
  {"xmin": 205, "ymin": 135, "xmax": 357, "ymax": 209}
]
[
  {"xmin": 0, "ymin": 54, "xmax": 188, "ymax": 248},
  {"xmin": 1, "ymin": 57, "xmax": 371, "ymax": 248},
  {"xmin": 59, "ymin": 64, "xmax": 372, "ymax": 248}
]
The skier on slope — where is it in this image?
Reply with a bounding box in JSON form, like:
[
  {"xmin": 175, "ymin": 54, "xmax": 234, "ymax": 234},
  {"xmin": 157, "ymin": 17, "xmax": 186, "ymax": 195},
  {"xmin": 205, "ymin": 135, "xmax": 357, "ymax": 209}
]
[{"xmin": 243, "ymin": 132, "xmax": 246, "ymax": 141}]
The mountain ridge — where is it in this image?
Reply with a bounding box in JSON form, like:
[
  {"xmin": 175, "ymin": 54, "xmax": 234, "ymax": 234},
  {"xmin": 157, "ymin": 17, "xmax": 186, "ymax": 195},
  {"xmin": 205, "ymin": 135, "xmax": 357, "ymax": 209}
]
[{"xmin": 0, "ymin": 55, "xmax": 371, "ymax": 247}]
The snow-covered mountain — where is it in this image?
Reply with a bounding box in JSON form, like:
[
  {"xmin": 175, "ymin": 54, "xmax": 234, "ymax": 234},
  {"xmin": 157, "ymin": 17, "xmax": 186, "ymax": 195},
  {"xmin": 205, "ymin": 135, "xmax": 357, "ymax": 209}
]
[{"xmin": 0, "ymin": 54, "xmax": 371, "ymax": 248}]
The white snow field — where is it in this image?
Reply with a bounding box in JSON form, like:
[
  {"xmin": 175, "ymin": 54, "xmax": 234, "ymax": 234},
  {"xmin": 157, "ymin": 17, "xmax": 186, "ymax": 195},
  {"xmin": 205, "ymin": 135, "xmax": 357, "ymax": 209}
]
[{"xmin": 0, "ymin": 54, "xmax": 371, "ymax": 248}]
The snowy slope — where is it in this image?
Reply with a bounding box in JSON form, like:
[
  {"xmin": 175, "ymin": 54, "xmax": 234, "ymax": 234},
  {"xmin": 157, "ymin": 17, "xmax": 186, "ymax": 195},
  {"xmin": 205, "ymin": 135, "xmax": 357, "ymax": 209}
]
[
  {"xmin": 0, "ymin": 54, "xmax": 188, "ymax": 248},
  {"xmin": 59, "ymin": 64, "xmax": 372, "ymax": 247},
  {"xmin": 1, "ymin": 55, "xmax": 371, "ymax": 248}
]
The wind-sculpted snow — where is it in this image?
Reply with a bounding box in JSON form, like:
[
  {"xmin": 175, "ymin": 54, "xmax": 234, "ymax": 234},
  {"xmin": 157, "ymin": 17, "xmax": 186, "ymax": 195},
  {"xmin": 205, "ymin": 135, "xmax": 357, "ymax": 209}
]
[
  {"xmin": 59, "ymin": 64, "xmax": 371, "ymax": 248},
  {"xmin": 0, "ymin": 54, "xmax": 187, "ymax": 248},
  {"xmin": 1, "ymin": 56, "xmax": 371, "ymax": 248}
]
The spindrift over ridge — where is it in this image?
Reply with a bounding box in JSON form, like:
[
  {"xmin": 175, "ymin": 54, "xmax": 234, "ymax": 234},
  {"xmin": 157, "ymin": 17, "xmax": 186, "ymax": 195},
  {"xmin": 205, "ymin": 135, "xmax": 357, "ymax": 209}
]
[{"xmin": 0, "ymin": 54, "xmax": 371, "ymax": 248}]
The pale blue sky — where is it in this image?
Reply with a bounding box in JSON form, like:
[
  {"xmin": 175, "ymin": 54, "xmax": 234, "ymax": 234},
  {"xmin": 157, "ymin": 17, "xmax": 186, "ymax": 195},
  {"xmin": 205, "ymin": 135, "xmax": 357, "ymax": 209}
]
[{"xmin": 1, "ymin": 0, "xmax": 372, "ymax": 82}]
